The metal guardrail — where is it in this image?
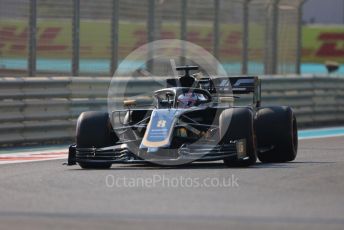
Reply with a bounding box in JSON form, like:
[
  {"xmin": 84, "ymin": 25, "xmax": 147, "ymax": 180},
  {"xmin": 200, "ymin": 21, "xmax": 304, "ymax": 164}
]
[{"xmin": 0, "ymin": 75, "xmax": 343, "ymax": 146}]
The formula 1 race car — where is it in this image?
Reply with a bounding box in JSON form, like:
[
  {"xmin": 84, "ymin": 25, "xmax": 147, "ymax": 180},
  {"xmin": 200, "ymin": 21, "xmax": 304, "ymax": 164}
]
[{"xmin": 67, "ymin": 66, "xmax": 298, "ymax": 169}]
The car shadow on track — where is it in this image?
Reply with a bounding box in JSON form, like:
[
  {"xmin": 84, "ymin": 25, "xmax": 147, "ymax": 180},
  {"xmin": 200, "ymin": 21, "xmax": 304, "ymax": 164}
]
[
  {"xmin": 67, "ymin": 160, "xmax": 335, "ymax": 171},
  {"xmin": 66, "ymin": 161, "xmax": 335, "ymax": 170},
  {"xmin": 252, "ymin": 161, "xmax": 336, "ymax": 169}
]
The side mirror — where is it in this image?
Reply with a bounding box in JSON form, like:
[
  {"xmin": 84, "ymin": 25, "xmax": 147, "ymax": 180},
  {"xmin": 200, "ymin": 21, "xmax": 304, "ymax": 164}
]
[
  {"xmin": 123, "ymin": 99, "xmax": 136, "ymax": 107},
  {"xmin": 160, "ymin": 100, "xmax": 173, "ymax": 108}
]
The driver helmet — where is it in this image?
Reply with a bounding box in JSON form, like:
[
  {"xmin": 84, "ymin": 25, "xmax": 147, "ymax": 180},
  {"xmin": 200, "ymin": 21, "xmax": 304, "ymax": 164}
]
[{"xmin": 177, "ymin": 92, "xmax": 198, "ymax": 108}]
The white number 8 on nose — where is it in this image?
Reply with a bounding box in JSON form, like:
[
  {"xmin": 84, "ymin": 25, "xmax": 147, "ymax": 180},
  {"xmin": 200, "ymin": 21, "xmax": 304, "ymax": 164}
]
[{"xmin": 157, "ymin": 120, "xmax": 166, "ymax": 128}]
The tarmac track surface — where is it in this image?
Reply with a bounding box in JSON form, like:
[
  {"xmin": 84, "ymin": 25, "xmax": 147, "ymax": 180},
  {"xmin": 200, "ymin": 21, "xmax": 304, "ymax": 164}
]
[{"xmin": 0, "ymin": 136, "xmax": 343, "ymax": 230}]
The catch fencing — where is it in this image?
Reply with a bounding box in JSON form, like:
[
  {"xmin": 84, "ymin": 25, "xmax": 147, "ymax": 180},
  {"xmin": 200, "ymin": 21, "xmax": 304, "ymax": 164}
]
[{"xmin": 0, "ymin": 0, "xmax": 306, "ymax": 76}]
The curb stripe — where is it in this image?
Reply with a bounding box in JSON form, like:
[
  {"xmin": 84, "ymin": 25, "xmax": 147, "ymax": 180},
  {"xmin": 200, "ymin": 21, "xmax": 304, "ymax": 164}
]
[{"xmin": 0, "ymin": 150, "xmax": 67, "ymax": 165}]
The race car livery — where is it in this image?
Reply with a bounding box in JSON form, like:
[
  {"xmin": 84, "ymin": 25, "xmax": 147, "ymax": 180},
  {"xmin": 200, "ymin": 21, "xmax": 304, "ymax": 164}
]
[{"xmin": 68, "ymin": 66, "xmax": 298, "ymax": 169}]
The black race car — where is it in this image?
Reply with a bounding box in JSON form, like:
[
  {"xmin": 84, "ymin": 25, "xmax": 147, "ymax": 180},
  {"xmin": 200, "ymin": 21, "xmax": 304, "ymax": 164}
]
[{"xmin": 68, "ymin": 66, "xmax": 298, "ymax": 169}]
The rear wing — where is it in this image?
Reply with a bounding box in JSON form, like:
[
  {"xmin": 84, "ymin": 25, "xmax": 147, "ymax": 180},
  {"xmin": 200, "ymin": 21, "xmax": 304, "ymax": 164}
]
[
  {"xmin": 198, "ymin": 76, "xmax": 258, "ymax": 94},
  {"xmin": 198, "ymin": 76, "xmax": 261, "ymax": 107}
]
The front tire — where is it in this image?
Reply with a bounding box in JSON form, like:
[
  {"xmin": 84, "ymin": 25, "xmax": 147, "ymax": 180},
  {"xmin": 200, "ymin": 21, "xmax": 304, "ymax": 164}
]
[
  {"xmin": 76, "ymin": 111, "xmax": 118, "ymax": 169},
  {"xmin": 220, "ymin": 108, "xmax": 257, "ymax": 167}
]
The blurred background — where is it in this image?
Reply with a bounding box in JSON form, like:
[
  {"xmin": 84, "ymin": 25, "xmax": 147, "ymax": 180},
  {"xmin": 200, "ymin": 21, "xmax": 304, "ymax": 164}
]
[{"xmin": 2, "ymin": 0, "xmax": 341, "ymax": 77}]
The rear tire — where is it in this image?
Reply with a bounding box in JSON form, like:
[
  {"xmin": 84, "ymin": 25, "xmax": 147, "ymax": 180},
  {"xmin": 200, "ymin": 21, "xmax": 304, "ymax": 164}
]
[
  {"xmin": 256, "ymin": 106, "xmax": 298, "ymax": 163},
  {"xmin": 220, "ymin": 108, "xmax": 257, "ymax": 167},
  {"xmin": 76, "ymin": 111, "xmax": 118, "ymax": 169}
]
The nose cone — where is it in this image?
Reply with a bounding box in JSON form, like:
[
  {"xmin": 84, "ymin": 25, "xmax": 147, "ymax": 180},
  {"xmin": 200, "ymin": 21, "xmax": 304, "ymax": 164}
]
[{"xmin": 140, "ymin": 109, "xmax": 178, "ymax": 149}]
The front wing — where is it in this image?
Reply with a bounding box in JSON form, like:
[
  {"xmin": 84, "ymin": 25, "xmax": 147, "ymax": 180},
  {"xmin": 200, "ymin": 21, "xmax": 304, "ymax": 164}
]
[{"xmin": 67, "ymin": 140, "xmax": 248, "ymax": 165}]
